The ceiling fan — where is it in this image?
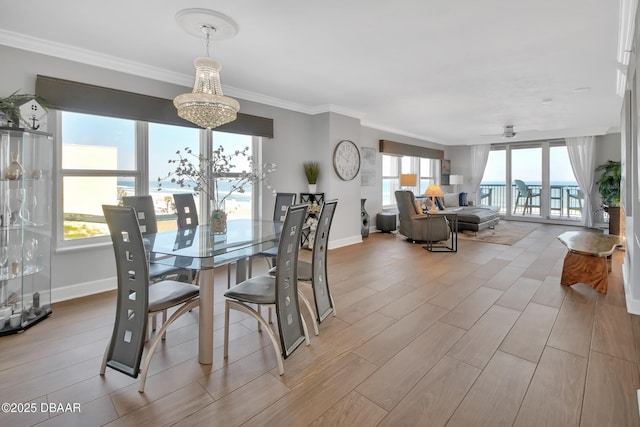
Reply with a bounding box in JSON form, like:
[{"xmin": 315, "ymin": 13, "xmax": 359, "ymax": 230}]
[
  {"xmin": 481, "ymin": 124, "xmax": 519, "ymax": 139},
  {"xmin": 502, "ymin": 125, "xmax": 517, "ymax": 138}
]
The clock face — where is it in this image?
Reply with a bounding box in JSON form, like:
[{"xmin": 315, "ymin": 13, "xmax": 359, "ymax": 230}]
[{"xmin": 333, "ymin": 140, "xmax": 360, "ymax": 181}]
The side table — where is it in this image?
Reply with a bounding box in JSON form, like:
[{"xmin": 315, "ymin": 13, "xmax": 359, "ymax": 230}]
[{"xmin": 424, "ymin": 211, "xmax": 458, "ymax": 253}]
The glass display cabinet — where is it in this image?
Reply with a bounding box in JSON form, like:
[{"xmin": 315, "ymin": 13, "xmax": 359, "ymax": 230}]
[{"xmin": 0, "ymin": 127, "xmax": 52, "ymax": 335}]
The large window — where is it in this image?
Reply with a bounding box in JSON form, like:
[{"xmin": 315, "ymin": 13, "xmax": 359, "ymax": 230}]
[
  {"xmin": 60, "ymin": 112, "xmax": 139, "ymax": 241},
  {"xmin": 480, "ymin": 141, "xmax": 580, "ymax": 221},
  {"xmin": 382, "ymin": 154, "xmax": 439, "ymax": 207},
  {"xmin": 57, "ymin": 111, "xmax": 260, "ymax": 245}
]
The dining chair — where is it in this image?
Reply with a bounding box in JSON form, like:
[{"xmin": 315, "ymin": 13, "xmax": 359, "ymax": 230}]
[
  {"xmin": 173, "ymin": 193, "xmax": 199, "ymax": 229},
  {"xmin": 223, "ymin": 203, "xmax": 310, "ymax": 375},
  {"xmin": 269, "ymin": 199, "xmax": 338, "ymax": 336},
  {"xmin": 122, "ymin": 195, "xmax": 189, "ymax": 282},
  {"xmin": 513, "ymin": 179, "xmax": 540, "ymax": 215},
  {"xmin": 247, "ymin": 192, "xmax": 297, "ymax": 280},
  {"xmin": 100, "ymin": 205, "xmax": 199, "ymax": 393},
  {"xmin": 122, "ymin": 195, "xmax": 194, "ymax": 335}
]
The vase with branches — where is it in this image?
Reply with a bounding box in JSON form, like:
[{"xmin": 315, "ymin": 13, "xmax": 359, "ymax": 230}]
[{"xmin": 158, "ymin": 146, "xmax": 276, "ymax": 232}]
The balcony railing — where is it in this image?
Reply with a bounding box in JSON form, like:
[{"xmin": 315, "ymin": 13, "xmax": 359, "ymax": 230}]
[{"xmin": 479, "ymin": 183, "xmax": 583, "ymax": 221}]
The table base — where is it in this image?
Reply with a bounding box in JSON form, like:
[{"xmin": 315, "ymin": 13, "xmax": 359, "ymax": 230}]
[{"xmin": 560, "ymin": 251, "xmax": 609, "ymax": 294}]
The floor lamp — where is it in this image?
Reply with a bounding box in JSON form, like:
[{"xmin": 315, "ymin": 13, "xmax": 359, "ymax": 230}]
[{"xmin": 450, "ymin": 175, "xmax": 463, "ymax": 193}]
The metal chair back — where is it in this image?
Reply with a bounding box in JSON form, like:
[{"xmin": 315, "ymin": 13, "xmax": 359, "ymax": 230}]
[
  {"xmin": 273, "ymin": 193, "xmax": 297, "ymax": 221},
  {"xmin": 274, "ymin": 203, "xmax": 307, "ymax": 357},
  {"xmin": 102, "ymin": 205, "xmax": 149, "ymax": 377},
  {"xmin": 311, "ymin": 199, "xmax": 337, "ymax": 322},
  {"xmin": 122, "ymin": 195, "xmax": 157, "ymax": 235},
  {"xmin": 173, "ymin": 193, "xmax": 199, "ymax": 229}
]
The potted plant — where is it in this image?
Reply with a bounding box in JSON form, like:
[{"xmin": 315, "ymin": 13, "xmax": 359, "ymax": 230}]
[
  {"xmin": 595, "ymin": 160, "xmax": 621, "ymax": 235},
  {"xmin": 303, "ymin": 161, "xmax": 320, "ymax": 193}
]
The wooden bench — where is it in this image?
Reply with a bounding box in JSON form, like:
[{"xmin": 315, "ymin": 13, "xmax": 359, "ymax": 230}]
[{"xmin": 557, "ymin": 231, "xmax": 621, "ymax": 294}]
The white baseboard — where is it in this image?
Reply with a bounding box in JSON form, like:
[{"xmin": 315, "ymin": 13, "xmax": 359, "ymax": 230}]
[
  {"xmin": 329, "ymin": 235, "xmax": 362, "ymax": 249},
  {"xmin": 52, "ymin": 277, "xmax": 116, "ymax": 303}
]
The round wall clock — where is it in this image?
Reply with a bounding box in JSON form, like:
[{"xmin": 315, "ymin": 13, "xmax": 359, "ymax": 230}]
[{"xmin": 333, "ymin": 140, "xmax": 361, "ymax": 181}]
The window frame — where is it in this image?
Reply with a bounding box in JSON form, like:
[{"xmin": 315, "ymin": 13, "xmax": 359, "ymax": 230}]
[{"xmin": 52, "ymin": 110, "xmax": 262, "ymax": 251}]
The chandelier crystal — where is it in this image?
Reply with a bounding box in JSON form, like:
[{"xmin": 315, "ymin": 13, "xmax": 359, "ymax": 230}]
[
  {"xmin": 174, "ymin": 21, "xmax": 239, "ymax": 129},
  {"xmin": 174, "ymin": 57, "xmax": 239, "ymax": 129}
]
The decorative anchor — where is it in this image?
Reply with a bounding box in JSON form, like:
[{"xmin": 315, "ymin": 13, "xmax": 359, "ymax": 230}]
[{"xmin": 29, "ymin": 115, "xmax": 40, "ymax": 130}]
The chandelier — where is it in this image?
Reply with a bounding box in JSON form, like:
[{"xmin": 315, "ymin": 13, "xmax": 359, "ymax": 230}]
[{"xmin": 174, "ymin": 10, "xmax": 240, "ymax": 129}]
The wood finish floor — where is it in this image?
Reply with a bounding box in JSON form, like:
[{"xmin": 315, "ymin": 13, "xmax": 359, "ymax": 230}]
[{"xmin": 1, "ymin": 221, "xmax": 639, "ymax": 426}]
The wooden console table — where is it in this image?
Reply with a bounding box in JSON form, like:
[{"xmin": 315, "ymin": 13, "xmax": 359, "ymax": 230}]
[{"xmin": 557, "ymin": 231, "xmax": 621, "ymax": 294}]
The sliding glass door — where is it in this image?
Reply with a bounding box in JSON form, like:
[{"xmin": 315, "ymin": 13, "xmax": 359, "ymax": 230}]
[
  {"xmin": 511, "ymin": 146, "xmax": 542, "ymax": 217},
  {"xmin": 481, "ymin": 141, "xmax": 581, "ymax": 223}
]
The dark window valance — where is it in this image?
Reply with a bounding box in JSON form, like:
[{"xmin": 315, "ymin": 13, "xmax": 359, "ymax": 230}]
[
  {"xmin": 379, "ymin": 139, "xmax": 444, "ymax": 160},
  {"xmin": 35, "ymin": 75, "xmax": 274, "ymax": 138}
]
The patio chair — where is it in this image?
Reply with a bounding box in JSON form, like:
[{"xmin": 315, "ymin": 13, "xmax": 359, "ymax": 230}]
[
  {"xmin": 223, "ymin": 203, "xmax": 310, "ymax": 375},
  {"xmin": 100, "ymin": 205, "xmax": 199, "ymax": 393},
  {"xmin": 566, "ymin": 188, "xmax": 584, "ymax": 217},
  {"xmin": 513, "ymin": 180, "xmax": 540, "ymax": 215}
]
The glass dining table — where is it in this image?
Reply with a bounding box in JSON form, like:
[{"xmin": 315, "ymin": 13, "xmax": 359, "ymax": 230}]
[{"xmin": 147, "ymin": 219, "xmax": 281, "ymax": 365}]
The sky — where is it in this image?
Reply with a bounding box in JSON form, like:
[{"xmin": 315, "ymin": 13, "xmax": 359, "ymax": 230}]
[
  {"xmin": 61, "ymin": 111, "xmax": 253, "ymax": 182},
  {"xmin": 482, "ymin": 146, "xmax": 578, "ymax": 185}
]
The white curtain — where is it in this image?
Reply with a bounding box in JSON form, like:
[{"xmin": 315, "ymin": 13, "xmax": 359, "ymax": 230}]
[
  {"xmin": 469, "ymin": 144, "xmax": 491, "ymax": 201},
  {"xmin": 566, "ymin": 136, "xmax": 596, "ymax": 227}
]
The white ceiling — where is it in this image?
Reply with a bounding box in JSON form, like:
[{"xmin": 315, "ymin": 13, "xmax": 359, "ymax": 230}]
[{"xmin": 0, "ymin": 0, "xmax": 624, "ymax": 145}]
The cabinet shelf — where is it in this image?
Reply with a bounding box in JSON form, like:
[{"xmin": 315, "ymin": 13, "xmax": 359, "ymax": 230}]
[{"xmin": 0, "ymin": 264, "xmax": 44, "ymax": 281}]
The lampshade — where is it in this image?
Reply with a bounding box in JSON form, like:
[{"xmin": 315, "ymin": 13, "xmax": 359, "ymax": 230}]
[
  {"xmin": 174, "ymin": 57, "xmax": 240, "ymax": 129},
  {"xmin": 449, "ymin": 175, "xmax": 464, "ymax": 185},
  {"xmin": 400, "ymin": 173, "xmax": 417, "ymax": 187},
  {"xmin": 424, "ymin": 184, "xmax": 443, "ymax": 198}
]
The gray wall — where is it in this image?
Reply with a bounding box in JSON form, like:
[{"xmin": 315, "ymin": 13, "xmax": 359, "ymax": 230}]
[{"xmin": 0, "ymin": 44, "xmax": 449, "ymax": 300}]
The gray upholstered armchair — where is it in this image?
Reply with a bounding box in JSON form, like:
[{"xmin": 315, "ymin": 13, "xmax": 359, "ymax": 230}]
[{"xmin": 395, "ymin": 190, "xmax": 450, "ymax": 243}]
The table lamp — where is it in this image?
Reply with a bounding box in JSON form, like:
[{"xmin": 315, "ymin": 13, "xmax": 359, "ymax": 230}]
[
  {"xmin": 450, "ymin": 175, "xmax": 463, "ymax": 192},
  {"xmin": 400, "ymin": 173, "xmax": 417, "ymax": 189},
  {"xmin": 424, "ymin": 184, "xmax": 443, "ymax": 214}
]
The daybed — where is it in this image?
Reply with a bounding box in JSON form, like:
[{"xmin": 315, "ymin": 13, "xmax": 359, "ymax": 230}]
[{"xmin": 420, "ymin": 192, "xmax": 500, "ymax": 232}]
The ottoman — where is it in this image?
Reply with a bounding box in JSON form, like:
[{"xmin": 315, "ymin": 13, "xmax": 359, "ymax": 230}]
[
  {"xmin": 376, "ymin": 212, "xmax": 397, "ymax": 233},
  {"xmin": 453, "ymin": 207, "xmax": 500, "ymax": 232}
]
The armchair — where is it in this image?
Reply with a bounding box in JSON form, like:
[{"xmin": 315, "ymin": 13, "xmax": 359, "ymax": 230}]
[{"xmin": 395, "ymin": 190, "xmax": 450, "ymax": 243}]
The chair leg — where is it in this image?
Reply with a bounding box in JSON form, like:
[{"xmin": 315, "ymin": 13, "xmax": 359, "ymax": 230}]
[
  {"xmin": 226, "ymin": 300, "xmax": 284, "ymax": 375},
  {"xmin": 298, "ymin": 290, "xmax": 319, "ymax": 336},
  {"xmin": 99, "ymin": 342, "xmax": 110, "ymax": 376},
  {"xmin": 330, "ymin": 294, "xmax": 337, "ymax": 317},
  {"xmin": 161, "ymin": 309, "xmax": 167, "ymax": 341},
  {"xmin": 138, "ymin": 299, "xmax": 199, "ymax": 393},
  {"xmin": 300, "ymin": 313, "xmax": 311, "ymax": 346},
  {"xmin": 224, "ymin": 301, "xmax": 230, "ymax": 359}
]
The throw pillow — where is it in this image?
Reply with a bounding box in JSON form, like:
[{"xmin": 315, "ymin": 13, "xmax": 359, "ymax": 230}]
[
  {"xmin": 443, "ymin": 193, "xmax": 460, "ymax": 207},
  {"xmin": 435, "ymin": 197, "xmax": 445, "ymax": 210},
  {"xmin": 459, "ymin": 192, "xmax": 468, "ymax": 206}
]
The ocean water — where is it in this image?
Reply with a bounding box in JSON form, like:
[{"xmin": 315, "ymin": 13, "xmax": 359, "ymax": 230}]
[{"xmin": 118, "ymin": 179, "xmax": 252, "ymax": 202}]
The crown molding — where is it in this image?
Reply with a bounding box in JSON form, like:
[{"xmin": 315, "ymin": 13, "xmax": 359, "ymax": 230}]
[
  {"xmin": 0, "ymin": 29, "xmax": 192, "ymax": 86},
  {"xmin": 0, "ymin": 29, "xmax": 368, "ymax": 121}
]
